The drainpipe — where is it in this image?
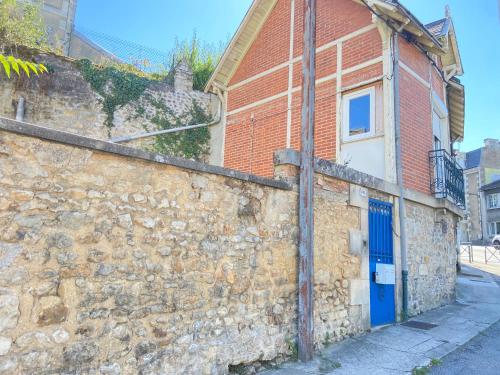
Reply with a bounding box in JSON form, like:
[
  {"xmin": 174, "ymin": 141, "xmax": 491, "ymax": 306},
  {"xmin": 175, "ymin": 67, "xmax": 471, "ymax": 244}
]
[
  {"xmin": 16, "ymin": 97, "xmax": 25, "ymax": 122},
  {"xmin": 392, "ymin": 33, "xmax": 409, "ymax": 321},
  {"xmin": 110, "ymin": 100, "xmax": 222, "ymax": 144}
]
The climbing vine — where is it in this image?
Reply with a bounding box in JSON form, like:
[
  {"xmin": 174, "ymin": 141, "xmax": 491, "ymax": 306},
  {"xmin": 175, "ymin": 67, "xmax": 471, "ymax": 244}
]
[
  {"xmin": 148, "ymin": 98, "xmax": 212, "ymax": 161},
  {"xmin": 76, "ymin": 59, "xmax": 212, "ymax": 160},
  {"xmin": 76, "ymin": 59, "xmax": 156, "ymax": 130}
]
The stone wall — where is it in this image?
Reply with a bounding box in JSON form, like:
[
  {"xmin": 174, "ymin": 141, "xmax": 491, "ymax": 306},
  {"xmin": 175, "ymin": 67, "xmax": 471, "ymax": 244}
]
[
  {"xmin": 406, "ymin": 201, "xmax": 457, "ymax": 316},
  {"xmin": 0, "ymin": 50, "xmax": 222, "ymax": 164},
  {"xmin": 0, "ymin": 120, "xmax": 370, "ymax": 374}
]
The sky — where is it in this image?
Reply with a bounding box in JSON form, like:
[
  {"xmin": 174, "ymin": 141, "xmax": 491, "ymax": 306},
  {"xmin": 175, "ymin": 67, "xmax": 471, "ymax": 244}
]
[{"xmin": 75, "ymin": 0, "xmax": 500, "ymax": 152}]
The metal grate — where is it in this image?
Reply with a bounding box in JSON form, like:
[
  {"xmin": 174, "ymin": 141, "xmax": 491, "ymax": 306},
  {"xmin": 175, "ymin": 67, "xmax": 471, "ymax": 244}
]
[
  {"xmin": 401, "ymin": 321, "xmax": 438, "ymax": 330},
  {"xmin": 369, "ymin": 199, "xmax": 393, "ymax": 264}
]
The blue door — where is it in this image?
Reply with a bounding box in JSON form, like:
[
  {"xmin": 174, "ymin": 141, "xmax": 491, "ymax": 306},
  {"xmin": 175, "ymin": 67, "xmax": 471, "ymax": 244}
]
[{"xmin": 369, "ymin": 199, "xmax": 395, "ymax": 326}]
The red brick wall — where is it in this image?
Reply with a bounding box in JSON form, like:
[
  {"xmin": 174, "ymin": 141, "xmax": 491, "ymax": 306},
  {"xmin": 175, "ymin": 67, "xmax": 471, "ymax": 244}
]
[
  {"xmin": 399, "ymin": 68, "xmax": 433, "ymax": 194},
  {"xmin": 225, "ymin": 0, "xmax": 381, "ymax": 177},
  {"xmin": 399, "ymin": 38, "xmax": 447, "ymax": 194}
]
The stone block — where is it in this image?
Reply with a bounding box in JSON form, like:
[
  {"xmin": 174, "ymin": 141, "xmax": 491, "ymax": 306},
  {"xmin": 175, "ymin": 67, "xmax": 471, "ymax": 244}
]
[
  {"xmin": 349, "ymin": 279, "xmax": 370, "ymax": 306},
  {"xmin": 349, "ymin": 184, "xmax": 368, "ymax": 209},
  {"xmin": 349, "ymin": 229, "xmax": 367, "ymax": 255},
  {"xmin": 35, "ymin": 296, "xmax": 68, "ymax": 326},
  {"xmin": 0, "ymin": 289, "xmax": 19, "ymax": 333}
]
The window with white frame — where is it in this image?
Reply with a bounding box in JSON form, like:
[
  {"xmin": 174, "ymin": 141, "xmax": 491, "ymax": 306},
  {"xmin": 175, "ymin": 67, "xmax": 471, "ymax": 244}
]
[
  {"xmin": 487, "ymin": 222, "xmax": 500, "ymax": 236},
  {"xmin": 487, "ymin": 193, "xmax": 500, "ymax": 209},
  {"xmin": 342, "ymin": 87, "xmax": 375, "ymax": 141}
]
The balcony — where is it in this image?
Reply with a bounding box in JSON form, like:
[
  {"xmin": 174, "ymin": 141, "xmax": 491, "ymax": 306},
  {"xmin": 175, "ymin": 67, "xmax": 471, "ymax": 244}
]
[{"xmin": 429, "ymin": 149, "xmax": 465, "ymax": 208}]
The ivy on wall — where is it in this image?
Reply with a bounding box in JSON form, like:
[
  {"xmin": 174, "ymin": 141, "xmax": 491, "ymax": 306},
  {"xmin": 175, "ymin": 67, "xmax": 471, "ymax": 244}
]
[
  {"xmin": 77, "ymin": 58, "xmax": 211, "ymax": 160},
  {"xmin": 76, "ymin": 59, "xmax": 155, "ymax": 131},
  {"xmin": 148, "ymin": 98, "xmax": 212, "ymax": 161}
]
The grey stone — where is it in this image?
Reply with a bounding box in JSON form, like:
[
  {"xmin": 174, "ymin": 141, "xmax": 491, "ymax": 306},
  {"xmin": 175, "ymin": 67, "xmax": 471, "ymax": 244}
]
[
  {"xmin": 63, "ymin": 341, "xmax": 99, "ymax": 367},
  {"xmin": 57, "ymin": 211, "xmax": 91, "ymax": 229},
  {"xmin": 0, "ymin": 289, "xmax": 19, "ymax": 333},
  {"xmin": 47, "ymin": 233, "xmax": 73, "ymax": 249},
  {"xmin": 0, "ymin": 267, "xmax": 28, "ymax": 286},
  {"xmin": 158, "ymin": 247, "xmax": 172, "ymax": 257},
  {"xmin": 117, "ymin": 214, "xmax": 133, "ymax": 229},
  {"xmin": 100, "ymin": 362, "xmax": 121, "ymax": 375},
  {"xmin": 0, "ymin": 243, "xmax": 22, "ymax": 270},
  {"xmin": 0, "ymin": 336, "xmax": 12, "ymax": 356},
  {"xmin": 52, "ymin": 328, "xmax": 70, "ymax": 344},
  {"xmin": 15, "ymin": 331, "xmax": 51, "ymax": 349},
  {"xmin": 0, "ymin": 356, "xmax": 17, "ymax": 372},
  {"xmin": 14, "ymin": 215, "xmax": 42, "ymax": 229},
  {"xmin": 96, "ymin": 264, "xmax": 115, "ymax": 277}
]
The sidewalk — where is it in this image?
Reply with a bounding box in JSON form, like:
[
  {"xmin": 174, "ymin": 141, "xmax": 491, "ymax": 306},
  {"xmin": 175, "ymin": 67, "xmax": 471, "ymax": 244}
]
[{"xmin": 261, "ymin": 264, "xmax": 500, "ymax": 375}]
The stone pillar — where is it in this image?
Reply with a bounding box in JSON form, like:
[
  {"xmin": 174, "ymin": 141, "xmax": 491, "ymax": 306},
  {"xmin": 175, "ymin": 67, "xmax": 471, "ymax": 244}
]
[{"xmin": 174, "ymin": 59, "xmax": 193, "ymax": 92}]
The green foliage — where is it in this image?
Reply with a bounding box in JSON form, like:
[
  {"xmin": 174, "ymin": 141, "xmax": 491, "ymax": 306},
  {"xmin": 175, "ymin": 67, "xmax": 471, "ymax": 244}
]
[
  {"xmin": 76, "ymin": 59, "xmax": 156, "ymax": 130},
  {"xmin": 0, "ymin": 0, "xmax": 48, "ymax": 50},
  {"xmin": 149, "ymin": 98, "xmax": 212, "ymax": 161},
  {"xmin": 0, "ymin": 53, "xmax": 47, "ymax": 78},
  {"xmin": 168, "ymin": 32, "xmax": 223, "ymax": 91},
  {"xmin": 412, "ymin": 359, "xmax": 442, "ymax": 375},
  {"xmin": 286, "ymin": 337, "xmax": 299, "ymax": 361}
]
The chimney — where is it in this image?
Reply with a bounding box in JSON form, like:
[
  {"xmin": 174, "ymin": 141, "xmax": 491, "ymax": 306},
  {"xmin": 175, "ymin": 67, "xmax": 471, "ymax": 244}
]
[
  {"xmin": 174, "ymin": 59, "xmax": 193, "ymax": 92},
  {"xmin": 445, "ymin": 5, "xmax": 451, "ymax": 18},
  {"xmin": 484, "ymin": 138, "xmax": 500, "ymax": 148}
]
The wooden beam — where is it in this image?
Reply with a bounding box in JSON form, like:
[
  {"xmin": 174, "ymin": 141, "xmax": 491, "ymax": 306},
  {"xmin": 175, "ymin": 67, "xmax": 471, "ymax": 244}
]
[{"xmin": 298, "ymin": 0, "xmax": 316, "ymax": 363}]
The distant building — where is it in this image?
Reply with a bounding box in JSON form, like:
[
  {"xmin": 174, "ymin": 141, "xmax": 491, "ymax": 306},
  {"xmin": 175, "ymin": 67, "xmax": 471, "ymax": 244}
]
[
  {"xmin": 458, "ymin": 139, "xmax": 500, "ymax": 242},
  {"xmin": 25, "ymin": 0, "xmax": 116, "ymax": 63}
]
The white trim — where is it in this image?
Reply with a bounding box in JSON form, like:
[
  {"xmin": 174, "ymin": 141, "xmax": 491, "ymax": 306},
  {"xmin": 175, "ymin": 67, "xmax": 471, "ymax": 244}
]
[
  {"xmin": 342, "ymin": 87, "xmax": 376, "ymax": 142},
  {"xmin": 227, "ymin": 56, "xmax": 383, "ymax": 116},
  {"xmin": 341, "ymin": 75, "xmax": 384, "ymax": 93},
  {"xmin": 227, "ymin": 91, "xmax": 288, "ymax": 116},
  {"xmin": 343, "ymin": 56, "xmax": 383, "ymax": 75},
  {"xmin": 220, "ymin": 90, "xmax": 228, "ymax": 167},
  {"xmin": 286, "ymin": 0, "xmax": 295, "ymax": 149},
  {"xmin": 227, "ymin": 24, "xmax": 378, "ymax": 92},
  {"xmin": 432, "ymin": 91, "xmax": 448, "ymax": 117},
  {"xmin": 335, "ymin": 42, "xmax": 343, "ymax": 161},
  {"xmin": 228, "ymin": 61, "xmax": 289, "ymax": 91},
  {"xmin": 487, "ymin": 193, "xmax": 500, "ymax": 210},
  {"xmin": 399, "ymin": 61, "xmax": 430, "ymax": 88}
]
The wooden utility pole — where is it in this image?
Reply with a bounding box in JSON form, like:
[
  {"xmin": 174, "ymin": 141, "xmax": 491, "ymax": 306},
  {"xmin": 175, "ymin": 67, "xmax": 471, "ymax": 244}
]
[{"xmin": 298, "ymin": 0, "xmax": 316, "ymax": 362}]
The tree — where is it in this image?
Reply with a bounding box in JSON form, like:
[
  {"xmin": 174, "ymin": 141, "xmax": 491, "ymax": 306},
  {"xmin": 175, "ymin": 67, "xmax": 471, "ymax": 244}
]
[
  {"xmin": 168, "ymin": 32, "xmax": 223, "ymax": 91},
  {"xmin": 0, "ymin": 0, "xmax": 49, "ymax": 78}
]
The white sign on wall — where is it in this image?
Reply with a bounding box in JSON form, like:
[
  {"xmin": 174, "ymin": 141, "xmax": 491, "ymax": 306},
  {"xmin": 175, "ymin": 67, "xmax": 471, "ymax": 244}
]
[{"xmin": 375, "ymin": 263, "xmax": 395, "ymax": 285}]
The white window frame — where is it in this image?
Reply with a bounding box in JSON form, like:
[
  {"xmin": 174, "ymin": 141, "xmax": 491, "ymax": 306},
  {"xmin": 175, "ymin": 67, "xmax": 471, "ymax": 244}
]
[
  {"xmin": 342, "ymin": 87, "xmax": 375, "ymax": 142},
  {"xmin": 487, "ymin": 222, "xmax": 500, "ymax": 236},
  {"xmin": 487, "ymin": 193, "xmax": 500, "ymax": 210}
]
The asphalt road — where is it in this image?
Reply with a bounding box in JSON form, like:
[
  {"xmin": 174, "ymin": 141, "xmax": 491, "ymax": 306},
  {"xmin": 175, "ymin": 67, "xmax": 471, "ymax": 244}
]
[{"xmin": 429, "ymin": 319, "xmax": 500, "ymax": 375}]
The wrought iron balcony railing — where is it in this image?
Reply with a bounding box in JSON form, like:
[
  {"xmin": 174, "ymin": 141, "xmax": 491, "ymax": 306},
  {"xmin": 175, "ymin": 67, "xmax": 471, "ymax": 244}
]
[{"xmin": 429, "ymin": 149, "xmax": 465, "ymax": 208}]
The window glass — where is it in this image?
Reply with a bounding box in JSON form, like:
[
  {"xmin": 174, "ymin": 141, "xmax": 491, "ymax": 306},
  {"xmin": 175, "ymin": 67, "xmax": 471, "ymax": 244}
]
[
  {"xmin": 349, "ymin": 94, "xmax": 371, "ymax": 136},
  {"xmin": 488, "ymin": 194, "xmax": 499, "ymax": 209}
]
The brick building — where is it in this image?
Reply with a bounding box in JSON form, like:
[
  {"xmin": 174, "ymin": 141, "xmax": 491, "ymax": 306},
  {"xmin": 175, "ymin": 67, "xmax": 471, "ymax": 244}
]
[{"xmin": 206, "ymin": 0, "xmax": 465, "ymax": 200}]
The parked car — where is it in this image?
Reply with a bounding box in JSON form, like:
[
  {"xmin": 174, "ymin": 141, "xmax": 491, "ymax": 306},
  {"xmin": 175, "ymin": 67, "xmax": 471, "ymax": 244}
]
[{"xmin": 492, "ymin": 235, "xmax": 500, "ymax": 247}]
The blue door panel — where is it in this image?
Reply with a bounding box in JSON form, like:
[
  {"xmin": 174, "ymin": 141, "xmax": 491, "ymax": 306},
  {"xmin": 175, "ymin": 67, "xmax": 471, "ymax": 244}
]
[{"xmin": 369, "ymin": 199, "xmax": 395, "ymax": 326}]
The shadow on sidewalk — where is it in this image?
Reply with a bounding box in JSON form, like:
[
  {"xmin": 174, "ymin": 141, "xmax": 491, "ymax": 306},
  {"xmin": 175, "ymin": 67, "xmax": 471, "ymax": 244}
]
[{"xmin": 259, "ymin": 264, "xmax": 500, "ymax": 375}]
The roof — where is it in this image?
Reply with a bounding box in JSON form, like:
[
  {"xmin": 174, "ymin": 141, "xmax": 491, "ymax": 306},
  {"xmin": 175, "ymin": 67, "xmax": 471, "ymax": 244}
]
[
  {"xmin": 425, "ymin": 18, "xmax": 451, "ymax": 38},
  {"xmin": 205, "ymin": 0, "xmax": 278, "ymax": 92},
  {"xmin": 206, "ymin": 0, "xmax": 462, "ymax": 92},
  {"xmin": 481, "ymin": 179, "xmax": 500, "ymax": 192},
  {"xmin": 465, "ymin": 148, "xmax": 482, "ymax": 170},
  {"xmin": 447, "ymin": 77, "xmax": 465, "ymax": 141}
]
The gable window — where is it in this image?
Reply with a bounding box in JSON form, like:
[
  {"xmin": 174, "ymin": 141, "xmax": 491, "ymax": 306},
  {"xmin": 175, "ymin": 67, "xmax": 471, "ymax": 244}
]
[
  {"xmin": 487, "ymin": 193, "xmax": 500, "ymax": 209},
  {"xmin": 342, "ymin": 87, "xmax": 375, "ymax": 141}
]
